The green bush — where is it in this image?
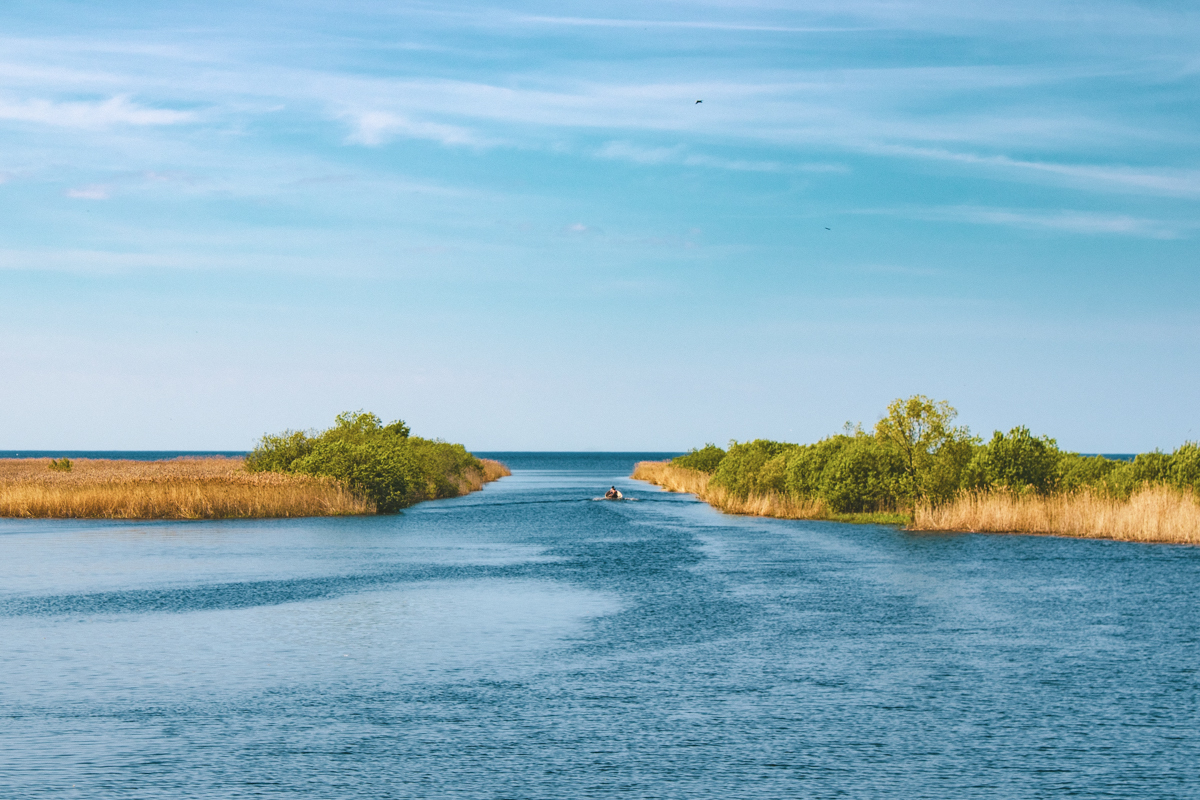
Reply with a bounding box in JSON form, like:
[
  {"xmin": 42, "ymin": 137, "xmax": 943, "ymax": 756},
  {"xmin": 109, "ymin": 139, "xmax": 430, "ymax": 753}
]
[
  {"xmin": 783, "ymin": 436, "xmax": 852, "ymax": 499},
  {"xmin": 964, "ymin": 427, "xmax": 1060, "ymax": 494},
  {"xmin": 818, "ymin": 437, "xmax": 904, "ymax": 513},
  {"xmin": 1056, "ymin": 453, "xmax": 1122, "ymax": 493},
  {"xmin": 674, "ymin": 395, "xmax": 1199, "ymax": 517},
  {"xmin": 672, "ymin": 444, "xmax": 726, "ymax": 473},
  {"xmin": 710, "ymin": 439, "xmax": 797, "ymax": 499},
  {"xmin": 1169, "ymin": 442, "xmax": 1200, "ymax": 493},
  {"xmin": 48, "ymin": 457, "xmax": 72, "ymax": 472},
  {"xmin": 246, "ymin": 411, "xmax": 480, "ymax": 513},
  {"xmin": 243, "ymin": 430, "xmax": 314, "ymax": 473}
]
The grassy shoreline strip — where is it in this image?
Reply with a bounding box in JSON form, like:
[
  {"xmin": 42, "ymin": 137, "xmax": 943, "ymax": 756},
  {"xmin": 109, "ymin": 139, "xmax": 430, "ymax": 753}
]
[
  {"xmin": 631, "ymin": 461, "xmax": 910, "ymax": 525},
  {"xmin": 0, "ymin": 456, "xmax": 510, "ymax": 520},
  {"xmin": 633, "ymin": 460, "xmax": 1200, "ymax": 544},
  {"xmin": 912, "ymin": 486, "xmax": 1200, "ymax": 544}
]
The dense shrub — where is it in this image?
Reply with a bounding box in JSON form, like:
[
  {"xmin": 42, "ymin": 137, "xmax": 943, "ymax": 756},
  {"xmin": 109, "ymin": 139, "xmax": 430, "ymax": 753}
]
[
  {"xmin": 710, "ymin": 440, "xmax": 798, "ymax": 499},
  {"xmin": 672, "ymin": 444, "xmax": 726, "ymax": 473},
  {"xmin": 783, "ymin": 436, "xmax": 853, "ymax": 499},
  {"xmin": 1170, "ymin": 442, "xmax": 1200, "ymax": 493},
  {"xmin": 818, "ymin": 437, "xmax": 904, "ymax": 512},
  {"xmin": 246, "ymin": 411, "xmax": 482, "ymax": 512},
  {"xmin": 672, "ymin": 396, "xmax": 1199, "ymax": 517},
  {"xmin": 1056, "ymin": 453, "xmax": 1122, "ymax": 493},
  {"xmin": 964, "ymin": 427, "xmax": 1060, "ymax": 494}
]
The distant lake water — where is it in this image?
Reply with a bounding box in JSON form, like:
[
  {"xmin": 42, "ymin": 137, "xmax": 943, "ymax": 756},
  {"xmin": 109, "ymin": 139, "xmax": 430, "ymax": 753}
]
[{"xmin": 1, "ymin": 452, "xmax": 1197, "ymax": 798}]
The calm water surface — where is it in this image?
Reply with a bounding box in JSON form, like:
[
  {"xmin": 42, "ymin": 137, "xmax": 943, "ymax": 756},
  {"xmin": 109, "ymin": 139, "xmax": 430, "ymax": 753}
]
[{"xmin": 2, "ymin": 452, "xmax": 1197, "ymax": 798}]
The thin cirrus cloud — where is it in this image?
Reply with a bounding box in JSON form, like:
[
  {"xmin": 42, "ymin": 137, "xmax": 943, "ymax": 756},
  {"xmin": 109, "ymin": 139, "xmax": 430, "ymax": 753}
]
[
  {"xmin": 0, "ymin": 94, "xmax": 192, "ymax": 128},
  {"xmin": 873, "ymin": 144, "xmax": 1200, "ymax": 199},
  {"xmin": 595, "ymin": 140, "xmax": 846, "ymax": 173},
  {"xmin": 339, "ymin": 109, "xmax": 483, "ymax": 147},
  {"xmin": 64, "ymin": 184, "xmax": 110, "ymax": 200},
  {"xmin": 866, "ymin": 205, "xmax": 1189, "ymax": 239}
]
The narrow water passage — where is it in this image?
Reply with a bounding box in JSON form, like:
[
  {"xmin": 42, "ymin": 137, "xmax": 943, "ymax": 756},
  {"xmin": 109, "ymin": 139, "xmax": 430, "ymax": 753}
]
[{"xmin": 2, "ymin": 453, "xmax": 1198, "ymax": 798}]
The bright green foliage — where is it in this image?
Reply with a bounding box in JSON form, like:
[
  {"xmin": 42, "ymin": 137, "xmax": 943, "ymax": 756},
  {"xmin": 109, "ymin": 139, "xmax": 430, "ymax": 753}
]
[
  {"xmin": 48, "ymin": 457, "xmax": 72, "ymax": 472},
  {"xmin": 964, "ymin": 427, "xmax": 1060, "ymax": 494},
  {"xmin": 244, "ymin": 430, "xmax": 314, "ymax": 473},
  {"xmin": 783, "ymin": 436, "xmax": 853, "ymax": 499},
  {"xmin": 710, "ymin": 439, "xmax": 798, "ymax": 499},
  {"xmin": 819, "ymin": 437, "xmax": 904, "ymax": 513},
  {"xmin": 1056, "ymin": 453, "xmax": 1123, "ymax": 492},
  {"xmin": 672, "ymin": 444, "xmax": 726, "ymax": 473},
  {"xmin": 1170, "ymin": 442, "xmax": 1200, "ymax": 493},
  {"xmin": 677, "ymin": 396, "xmax": 1199, "ymax": 518},
  {"xmin": 246, "ymin": 411, "xmax": 479, "ymax": 513},
  {"xmin": 873, "ymin": 396, "xmax": 976, "ymax": 499}
]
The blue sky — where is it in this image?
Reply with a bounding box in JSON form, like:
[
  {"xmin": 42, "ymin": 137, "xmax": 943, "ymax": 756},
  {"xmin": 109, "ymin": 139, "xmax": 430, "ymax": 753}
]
[{"xmin": 1, "ymin": 0, "xmax": 1197, "ymax": 451}]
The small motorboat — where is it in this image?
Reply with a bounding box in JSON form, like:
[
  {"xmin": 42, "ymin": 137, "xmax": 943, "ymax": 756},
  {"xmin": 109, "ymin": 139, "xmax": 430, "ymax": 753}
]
[{"xmin": 603, "ymin": 487, "xmax": 624, "ymax": 500}]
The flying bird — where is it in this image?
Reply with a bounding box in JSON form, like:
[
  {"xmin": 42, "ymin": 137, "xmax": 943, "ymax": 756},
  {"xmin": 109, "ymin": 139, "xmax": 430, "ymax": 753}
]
[
  {"xmin": 825, "ymin": 227, "xmax": 831, "ymax": 230},
  {"xmin": 695, "ymin": 100, "xmax": 702, "ymax": 104}
]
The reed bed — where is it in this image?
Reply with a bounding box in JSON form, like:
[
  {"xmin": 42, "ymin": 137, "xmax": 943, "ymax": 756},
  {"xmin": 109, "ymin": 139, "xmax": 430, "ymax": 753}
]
[
  {"xmin": 0, "ymin": 456, "xmax": 510, "ymax": 519},
  {"xmin": 0, "ymin": 457, "xmax": 373, "ymax": 519},
  {"xmin": 632, "ymin": 461, "xmax": 828, "ymax": 520},
  {"xmin": 913, "ymin": 485, "xmax": 1200, "ymax": 545},
  {"xmin": 636, "ymin": 460, "xmax": 1200, "ymax": 544}
]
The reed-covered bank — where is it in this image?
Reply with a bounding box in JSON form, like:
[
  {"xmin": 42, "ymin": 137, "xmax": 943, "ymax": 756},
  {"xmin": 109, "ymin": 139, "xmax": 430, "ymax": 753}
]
[
  {"xmin": 0, "ymin": 410, "xmax": 511, "ymax": 519},
  {"xmin": 0, "ymin": 457, "xmax": 372, "ymax": 519},
  {"xmin": 634, "ymin": 460, "xmax": 1200, "ymax": 544},
  {"xmin": 912, "ymin": 486, "xmax": 1200, "ymax": 544},
  {"xmin": 244, "ymin": 411, "xmax": 510, "ymax": 513},
  {"xmin": 0, "ymin": 455, "xmax": 510, "ymax": 519},
  {"xmin": 638, "ymin": 395, "xmax": 1200, "ymax": 544},
  {"xmin": 631, "ymin": 461, "xmax": 908, "ymax": 525}
]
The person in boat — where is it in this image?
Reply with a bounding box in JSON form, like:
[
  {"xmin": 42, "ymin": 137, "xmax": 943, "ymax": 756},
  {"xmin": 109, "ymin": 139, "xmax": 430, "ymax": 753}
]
[{"xmin": 605, "ymin": 486, "xmax": 620, "ymax": 499}]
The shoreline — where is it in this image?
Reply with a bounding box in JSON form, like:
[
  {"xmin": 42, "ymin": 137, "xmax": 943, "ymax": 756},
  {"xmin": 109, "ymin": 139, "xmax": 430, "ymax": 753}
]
[
  {"xmin": 0, "ymin": 456, "xmax": 510, "ymax": 520},
  {"xmin": 632, "ymin": 460, "xmax": 1200, "ymax": 545}
]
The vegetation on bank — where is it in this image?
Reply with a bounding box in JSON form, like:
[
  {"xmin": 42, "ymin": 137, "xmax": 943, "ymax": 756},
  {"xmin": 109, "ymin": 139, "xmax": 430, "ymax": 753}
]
[
  {"xmin": 0, "ymin": 412, "xmax": 509, "ymax": 519},
  {"xmin": 245, "ymin": 411, "xmax": 509, "ymax": 512},
  {"xmin": 635, "ymin": 396, "xmax": 1200, "ymax": 544},
  {"xmin": 0, "ymin": 457, "xmax": 372, "ymax": 519}
]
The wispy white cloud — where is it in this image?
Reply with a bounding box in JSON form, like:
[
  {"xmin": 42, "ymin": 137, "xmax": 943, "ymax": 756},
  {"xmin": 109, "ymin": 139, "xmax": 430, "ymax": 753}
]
[
  {"xmin": 0, "ymin": 94, "xmax": 192, "ymax": 128},
  {"xmin": 517, "ymin": 15, "xmax": 856, "ymax": 33},
  {"xmin": 595, "ymin": 140, "xmax": 846, "ymax": 173},
  {"xmin": 339, "ymin": 109, "xmax": 483, "ymax": 147},
  {"xmin": 65, "ymin": 184, "xmax": 110, "ymax": 200},
  {"xmin": 872, "ymin": 145, "xmax": 1200, "ymax": 198},
  {"xmin": 864, "ymin": 205, "xmax": 1191, "ymax": 238}
]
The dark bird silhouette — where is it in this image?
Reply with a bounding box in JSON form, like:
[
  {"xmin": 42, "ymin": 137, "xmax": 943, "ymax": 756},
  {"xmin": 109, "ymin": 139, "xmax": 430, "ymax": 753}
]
[
  {"xmin": 825, "ymin": 227, "xmax": 831, "ymax": 230},
  {"xmin": 695, "ymin": 100, "xmax": 702, "ymax": 104}
]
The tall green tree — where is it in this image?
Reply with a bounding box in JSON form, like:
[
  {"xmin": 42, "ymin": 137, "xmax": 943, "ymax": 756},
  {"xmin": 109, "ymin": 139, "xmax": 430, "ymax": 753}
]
[{"xmin": 874, "ymin": 395, "xmax": 974, "ymax": 500}]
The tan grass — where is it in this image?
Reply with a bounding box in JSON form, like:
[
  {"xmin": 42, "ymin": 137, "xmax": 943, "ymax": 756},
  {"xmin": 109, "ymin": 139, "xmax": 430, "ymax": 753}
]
[
  {"xmin": 913, "ymin": 485, "xmax": 1200, "ymax": 545},
  {"xmin": 632, "ymin": 461, "xmax": 826, "ymax": 519},
  {"xmin": 0, "ymin": 456, "xmax": 510, "ymax": 519},
  {"xmin": 635, "ymin": 461, "xmax": 1197, "ymax": 541},
  {"xmin": 451, "ymin": 458, "xmax": 513, "ymax": 495},
  {"xmin": 0, "ymin": 457, "xmax": 372, "ymax": 519}
]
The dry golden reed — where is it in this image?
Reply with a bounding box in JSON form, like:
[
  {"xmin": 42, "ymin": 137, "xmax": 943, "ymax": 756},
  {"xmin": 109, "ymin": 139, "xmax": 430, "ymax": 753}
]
[
  {"xmin": 635, "ymin": 460, "xmax": 1199, "ymax": 544},
  {"xmin": 632, "ymin": 461, "xmax": 826, "ymax": 519},
  {"xmin": 0, "ymin": 456, "xmax": 510, "ymax": 520},
  {"xmin": 913, "ymin": 485, "xmax": 1200, "ymax": 545}
]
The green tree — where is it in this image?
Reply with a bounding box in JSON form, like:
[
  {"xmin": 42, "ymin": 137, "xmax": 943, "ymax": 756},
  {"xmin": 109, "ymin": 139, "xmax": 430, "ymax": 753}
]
[
  {"xmin": 874, "ymin": 395, "xmax": 974, "ymax": 500},
  {"xmin": 246, "ymin": 411, "xmax": 477, "ymax": 513},
  {"xmin": 672, "ymin": 444, "xmax": 726, "ymax": 474},
  {"xmin": 711, "ymin": 439, "xmax": 796, "ymax": 499},
  {"xmin": 964, "ymin": 426, "xmax": 1060, "ymax": 493},
  {"xmin": 818, "ymin": 436, "xmax": 904, "ymax": 512}
]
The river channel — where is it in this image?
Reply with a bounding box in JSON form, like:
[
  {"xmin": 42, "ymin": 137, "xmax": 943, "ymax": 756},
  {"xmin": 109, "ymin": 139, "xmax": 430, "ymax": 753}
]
[{"xmin": 2, "ymin": 452, "xmax": 1197, "ymax": 798}]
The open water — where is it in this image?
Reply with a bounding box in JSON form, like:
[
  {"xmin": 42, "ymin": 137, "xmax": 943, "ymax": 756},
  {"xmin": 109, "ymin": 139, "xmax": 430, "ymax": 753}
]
[{"xmin": 1, "ymin": 452, "xmax": 1197, "ymax": 798}]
